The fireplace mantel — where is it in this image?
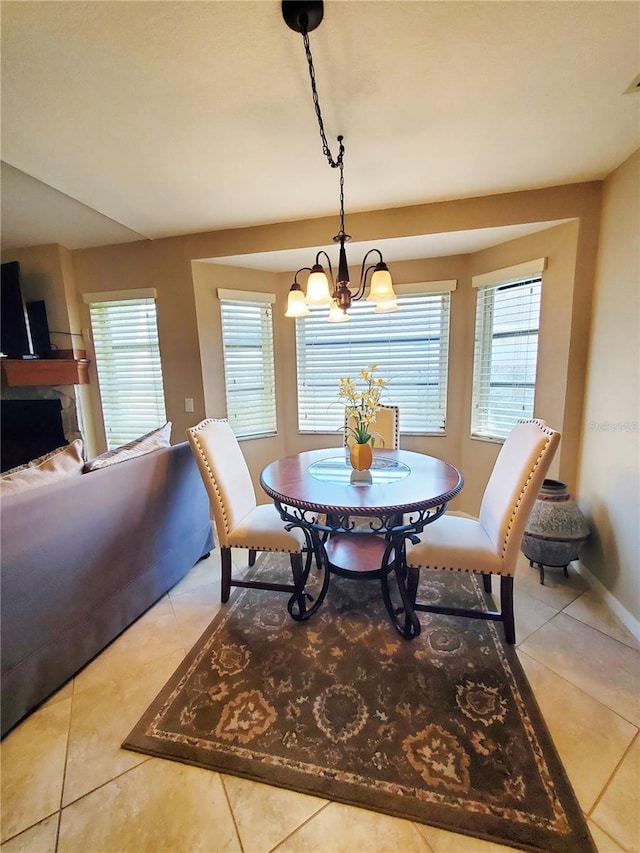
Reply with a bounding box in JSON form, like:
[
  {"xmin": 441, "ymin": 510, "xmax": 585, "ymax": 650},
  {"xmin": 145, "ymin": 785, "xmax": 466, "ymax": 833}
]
[{"xmin": 1, "ymin": 350, "xmax": 90, "ymax": 387}]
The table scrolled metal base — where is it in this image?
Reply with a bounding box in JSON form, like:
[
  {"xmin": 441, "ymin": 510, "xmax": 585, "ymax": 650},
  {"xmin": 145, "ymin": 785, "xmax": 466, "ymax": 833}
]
[{"xmin": 260, "ymin": 449, "xmax": 463, "ymax": 639}]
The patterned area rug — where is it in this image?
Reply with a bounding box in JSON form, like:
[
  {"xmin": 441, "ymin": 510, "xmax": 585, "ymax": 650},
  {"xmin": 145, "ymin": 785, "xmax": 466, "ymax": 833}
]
[{"xmin": 124, "ymin": 553, "xmax": 594, "ymax": 853}]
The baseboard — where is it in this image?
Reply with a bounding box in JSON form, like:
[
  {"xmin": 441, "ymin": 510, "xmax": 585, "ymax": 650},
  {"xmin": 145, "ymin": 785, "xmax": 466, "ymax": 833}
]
[{"xmin": 576, "ymin": 561, "xmax": 640, "ymax": 641}]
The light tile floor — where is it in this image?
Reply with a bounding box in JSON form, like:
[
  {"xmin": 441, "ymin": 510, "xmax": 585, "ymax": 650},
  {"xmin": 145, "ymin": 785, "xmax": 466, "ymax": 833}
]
[{"xmin": 2, "ymin": 550, "xmax": 639, "ymax": 853}]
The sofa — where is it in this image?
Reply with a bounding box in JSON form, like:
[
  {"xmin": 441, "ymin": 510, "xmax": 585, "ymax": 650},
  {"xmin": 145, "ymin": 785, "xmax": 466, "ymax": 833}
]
[{"xmin": 1, "ymin": 441, "xmax": 214, "ymax": 736}]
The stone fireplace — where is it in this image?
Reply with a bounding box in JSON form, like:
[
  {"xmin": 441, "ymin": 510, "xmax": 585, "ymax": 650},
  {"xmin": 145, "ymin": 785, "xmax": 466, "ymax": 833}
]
[{"xmin": 0, "ymin": 385, "xmax": 83, "ymax": 472}]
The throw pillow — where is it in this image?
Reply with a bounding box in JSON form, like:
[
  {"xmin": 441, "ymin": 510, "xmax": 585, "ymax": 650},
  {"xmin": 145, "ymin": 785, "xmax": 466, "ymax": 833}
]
[
  {"xmin": 82, "ymin": 422, "xmax": 172, "ymax": 473},
  {"xmin": 0, "ymin": 439, "xmax": 85, "ymax": 497}
]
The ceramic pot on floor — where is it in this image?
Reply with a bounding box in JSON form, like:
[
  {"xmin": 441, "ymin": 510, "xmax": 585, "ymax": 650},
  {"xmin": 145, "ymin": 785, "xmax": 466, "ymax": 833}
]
[{"xmin": 522, "ymin": 479, "xmax": 589, "ymax": 584}]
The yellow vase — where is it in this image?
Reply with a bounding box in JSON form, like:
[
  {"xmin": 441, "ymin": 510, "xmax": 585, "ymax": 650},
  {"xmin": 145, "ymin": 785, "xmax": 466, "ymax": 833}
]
[{"xmin": 350, "ymin": 442, "xmax": 373, "ymax": 471}]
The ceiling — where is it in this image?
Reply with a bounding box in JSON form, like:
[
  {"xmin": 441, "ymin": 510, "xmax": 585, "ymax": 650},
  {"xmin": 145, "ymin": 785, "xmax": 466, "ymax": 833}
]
[{"xmin": 1, "ymin": 1, "xmax": 639, "ymax": 264}]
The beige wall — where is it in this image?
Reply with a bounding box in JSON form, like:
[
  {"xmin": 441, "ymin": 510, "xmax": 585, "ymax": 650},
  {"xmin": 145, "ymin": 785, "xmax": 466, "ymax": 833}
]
[
  {"xmin": 64, "ymin": 183, "xmax": 601, "ymax": 467},
  {"xmin": 4, "ymin": 181, "xmax": 602, "ymax": 470},
  {"xmin": 4, "ymin": 171, "xmax": 636, "ymax": 627},
  {"xmin": 191, "ymin": 261, "xmax": 289, "ymax": 498},
  {"xmin": 577, "ymin": 149, "xmax": 640, "ymax": 628},
  {"xmin": 71, "ymin": 239, "xmax": 206, "ymax": 456},
  {"xmin": 0, "ymin": 243, "xmax": 78, "ymax": 348},
  {"xmin": 460, "ymin": 220, "xmax": 584, "ymax": 511},
  {"xmin": 183, "ymin": 205, "xmax": 598, "ymax": 519}
]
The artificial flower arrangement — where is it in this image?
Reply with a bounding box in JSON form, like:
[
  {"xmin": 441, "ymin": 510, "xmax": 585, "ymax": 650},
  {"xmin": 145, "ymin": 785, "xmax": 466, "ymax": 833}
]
[{"xmin": 338, "ymin": 364, "xmax": 388, "ymax": 446}]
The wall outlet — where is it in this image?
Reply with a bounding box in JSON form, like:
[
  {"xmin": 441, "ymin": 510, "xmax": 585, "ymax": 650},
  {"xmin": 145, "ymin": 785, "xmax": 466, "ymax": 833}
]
[{"xmin": 184, "ymin": 397, "xmax": 194, "ymax": 413}]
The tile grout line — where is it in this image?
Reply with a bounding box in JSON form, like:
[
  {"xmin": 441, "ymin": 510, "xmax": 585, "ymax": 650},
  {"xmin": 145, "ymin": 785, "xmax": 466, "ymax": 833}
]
[
  {"xmin": 58, "ymin": 757, "xmax": 155, "ymax": 812},
  {"xmin": 53, "ymin": 683, "xmax": 75, "ymax": 852},
  {"xmin": 409, "ymin": 819, "xmax": 439, "ymax": 853},
  {"xmin": 586, "ymin": 729, "xmax": 639, "ymax": 822},
  {"xmin": 515, "ymin": 646, "xmax": 639, "ymax": 719},
  {"xmin": 219, "ymin": 773, "xmax": 246, "ymax": 853},
  {"xmin": 3, "ymin": 559, "xmax": 634, "ymax": 852},
  {"xmin": 515, "ymin": 647, "xmax": 639, "ymax": 812},
  {"xmin": 515, "ymin": 604, "xmax": 564, "ymax": 649},
  {"xmin": 516, "ymin": 638, "xmax": 639, "ymax": 730},
  {"xmin": 539, "ymin": 596, "xmax": 640, "ymax": 652},
  {"xmin": 556, "ymin": 591, "xmax": 640, "ymax": 649},
  {"xmin": 268, "ymin": 801, "xmax": 333, "ymax": 853},
  {"xmin": 588, "ymin": 814, "xmax": 633, "ymax": 853}
]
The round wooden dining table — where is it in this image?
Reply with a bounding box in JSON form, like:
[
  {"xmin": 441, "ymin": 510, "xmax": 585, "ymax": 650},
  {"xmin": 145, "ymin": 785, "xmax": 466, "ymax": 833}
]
[{"xmin": 260, "ymin": 448, "xmax": 463, "ymax": 638}]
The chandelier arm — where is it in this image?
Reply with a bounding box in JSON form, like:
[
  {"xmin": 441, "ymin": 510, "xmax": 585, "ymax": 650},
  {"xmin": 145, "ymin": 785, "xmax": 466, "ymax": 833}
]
[
  {"xmin": 294, "ymin": 266, "xmax": 312, "ymax": 283},
  {"xmin": 353, "ymin": 264, "xmax": 377, "ymax": 301},
  {"xmin": 354, "ymin": 250, "xmax": 384, "ymax": 300}
]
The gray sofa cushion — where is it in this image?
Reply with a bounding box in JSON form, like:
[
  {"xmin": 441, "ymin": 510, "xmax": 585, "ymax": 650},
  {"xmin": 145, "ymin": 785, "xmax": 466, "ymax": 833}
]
[{"xmin": 83, "ymin": 422, "xmax": 171, "ymax": 472}]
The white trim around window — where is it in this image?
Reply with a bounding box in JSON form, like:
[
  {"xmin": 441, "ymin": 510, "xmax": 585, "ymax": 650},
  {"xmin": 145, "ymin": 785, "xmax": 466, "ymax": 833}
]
[
  {"xmin": 471, "ymin": 258, "xmax": 546, "ymax": 289},
  {"xmin": 217, "ymin": 289, "xmax": 277, "ymax": 439},
  {"xmin": 86, "ymin": 293, "xmax": 167, "ymax": 450},
  {"xmin": 295, "ymin": 282, "xmax": 456, "ymax": 436},
  {"xmin": 470, "ymin": 272, "xmax": 543, "ymax": 442},
  {"xmin": 82, "ymin": 288, "xmax": 157, "ymax": 304}
]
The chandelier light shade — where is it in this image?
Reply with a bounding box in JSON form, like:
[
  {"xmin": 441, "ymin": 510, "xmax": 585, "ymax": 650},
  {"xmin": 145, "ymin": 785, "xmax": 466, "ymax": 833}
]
[
  {"xmin": 283, "ymin": 0, "xmax": 398, "ymax": 322},
  {"xmin": 284, "ymin": 278, "xmax": 310, "ymax": 318},
  {"xmin": 328, "ymin": 299, "xmax": 350, "ymax": 323},
  {"xmin": 306, "ymin": 267, "xmax": 333, "ymax": 305}
]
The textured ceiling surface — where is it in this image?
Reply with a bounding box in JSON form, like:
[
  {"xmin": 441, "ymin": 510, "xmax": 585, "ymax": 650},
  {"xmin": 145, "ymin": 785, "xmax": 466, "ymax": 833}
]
[{"xmin": 1, "ymin": 0, "xmax": 638, "ymax": 254}]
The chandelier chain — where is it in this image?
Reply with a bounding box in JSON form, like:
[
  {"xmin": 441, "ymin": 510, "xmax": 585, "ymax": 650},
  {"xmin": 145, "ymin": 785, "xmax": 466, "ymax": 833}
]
[
  {"xmin": 301, "ymin": 28, "xmax": 346, "ymax": 232},
  {"xmin": 302, "ymin": 30, "xmax": 344, "ymax": 169},
  {"xmin": 283, "ymin": 1, "xmax": 397, "ymax": 320}
]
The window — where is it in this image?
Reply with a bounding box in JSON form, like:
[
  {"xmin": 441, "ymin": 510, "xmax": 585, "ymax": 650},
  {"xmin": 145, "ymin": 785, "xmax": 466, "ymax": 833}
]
[
  {"xmin": 85, "ymin": 289, "xmax": 166, "ymax": 450},
  {"xmin": 295, "ymin": 283, "xmax": 454, "ymax": 435},
  {"xmin": 218, "ymin": 289, "xmax": 277, "ymax": 439},
  {"xmin": 471, "ymin": 262, "xmax": 544, "ymax": 442}
]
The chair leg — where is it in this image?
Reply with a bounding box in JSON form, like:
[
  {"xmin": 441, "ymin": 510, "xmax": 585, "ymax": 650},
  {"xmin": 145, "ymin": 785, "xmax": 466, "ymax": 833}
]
[
  {"xmin": 482, "ymin": 573, "xmax": 492, "ymax": 593},
  {"xmin": 501, "ymin": 575, "xmax": 515, "ymax": 644},
  {"xmin": 248, "ymin": 549, "xmax": 257, "ymax": 567},
  {"xmin": 221, "ymin": 546, "xmax": 232, "ymax": 603}
]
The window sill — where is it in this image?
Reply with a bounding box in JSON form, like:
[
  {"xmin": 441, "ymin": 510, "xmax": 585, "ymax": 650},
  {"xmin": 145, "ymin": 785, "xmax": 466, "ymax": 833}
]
[
  {"xmin": 237, "ymin": 431, "xmax": 278, "ymax": 442},
  {"xmin": 470, "ymin": 433, "xmax": 506, "ymax": 445}
]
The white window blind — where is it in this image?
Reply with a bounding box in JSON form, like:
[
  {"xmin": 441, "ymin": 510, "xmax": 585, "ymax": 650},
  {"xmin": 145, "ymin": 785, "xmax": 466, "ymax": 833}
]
[
  {"xmin": 219, "ymin": 293, "xmax": 277, "ymax": 439},
  {"xmin": 471, "ymin": 276, "xmax": 542, "ymax": 441},
  {"xmin": 88, "ymin": 296, "xmax": 167, "ymax": 450},
  {"xmin": 295, "ymin": 290, "xmax": 451, "ymax": 434}
]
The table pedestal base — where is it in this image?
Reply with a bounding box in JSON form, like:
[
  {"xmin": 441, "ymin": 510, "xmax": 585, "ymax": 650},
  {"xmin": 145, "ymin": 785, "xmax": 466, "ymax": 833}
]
[{"xmin": 319, "ymin": 534, "xmax": 421, "ymax": 639}]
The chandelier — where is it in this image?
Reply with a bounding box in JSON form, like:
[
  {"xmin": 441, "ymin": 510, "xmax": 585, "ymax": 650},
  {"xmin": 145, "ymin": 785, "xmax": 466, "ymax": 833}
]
[{"xmin": 283, "ymin": 0, "xmax": 398, "ymax": 323}]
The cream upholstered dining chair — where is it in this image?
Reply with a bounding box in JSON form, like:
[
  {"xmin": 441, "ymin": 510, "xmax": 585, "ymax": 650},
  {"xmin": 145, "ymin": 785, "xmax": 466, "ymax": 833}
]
[
  {"xmin": 403, "ymin": 418, "xmax": 560, "ymax": 644},
  {"xmin": 185, "ymin": 418, "xmax": 308, "ymax": 605},
  {"xmin": 343, "ymin": 405, "xmax": 400, "ymax": 449}
]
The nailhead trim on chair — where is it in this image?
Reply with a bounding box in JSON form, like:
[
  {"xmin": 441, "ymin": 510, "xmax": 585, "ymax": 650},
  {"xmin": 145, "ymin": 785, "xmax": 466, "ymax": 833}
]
[
  {"xmin": 407, "ymin": 419, "xmax": 557, "ymax": 578},
  {"xmin": 498, "ymin": 418, "xmax": 554, "ymax": 561},
  {"xmin": 187, "ymin": 418, "xmax": 302, "ymax": 555},
  {"xmin": 188, "ymin": 419, "xmax": 233, "ymax": 538}
]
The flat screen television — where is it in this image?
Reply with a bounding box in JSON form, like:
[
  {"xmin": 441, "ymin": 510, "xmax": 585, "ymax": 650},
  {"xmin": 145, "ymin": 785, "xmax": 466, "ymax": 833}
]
[
  {"xmin": 1, "ymin": 261, "xmax": 34, "ymax": 359},
  {"xmin": 26, "ymin": 299, "xmax": 53, "ymax": 358}
]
